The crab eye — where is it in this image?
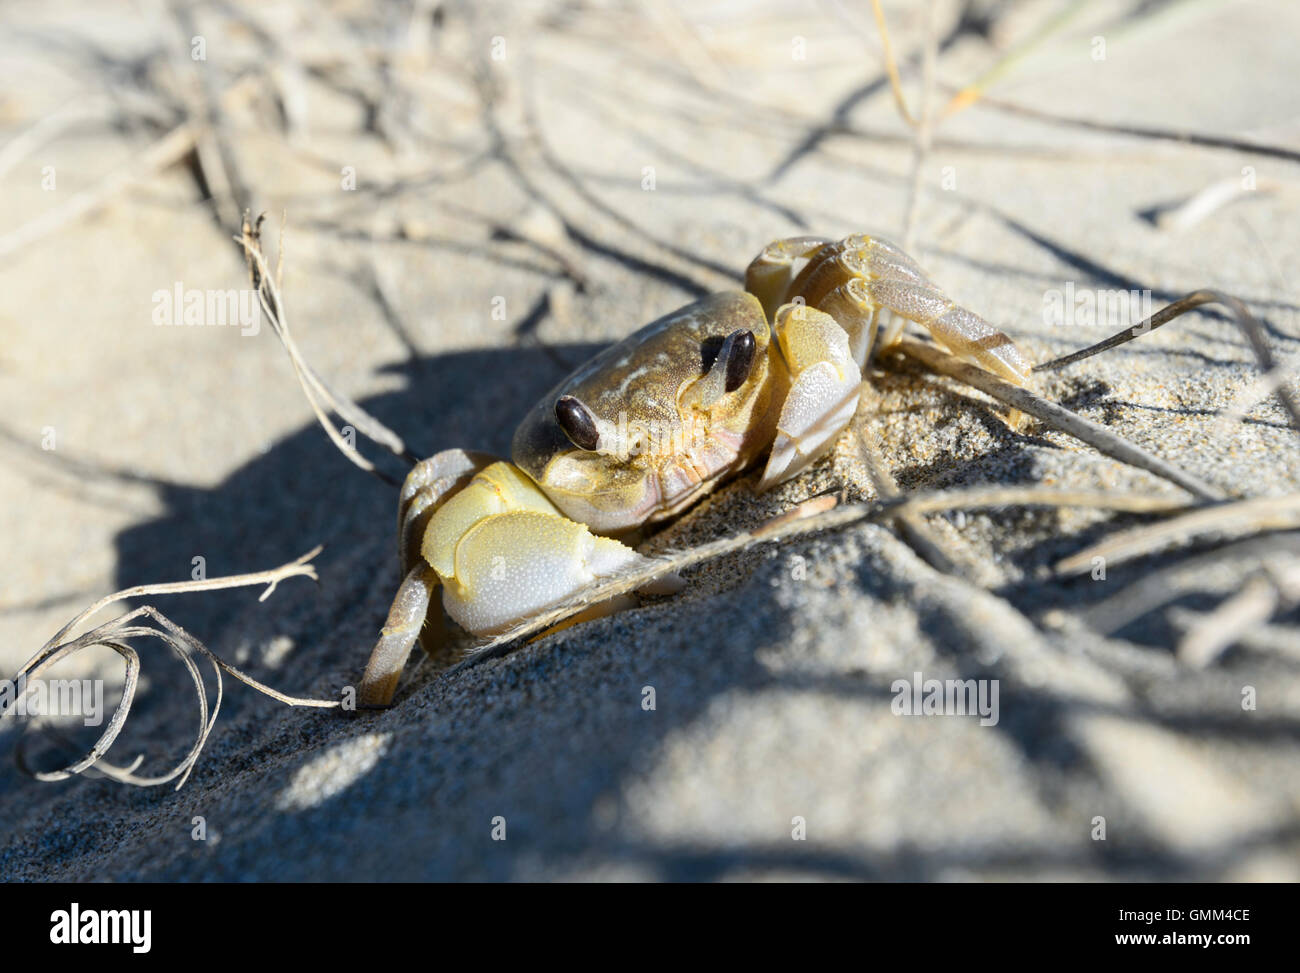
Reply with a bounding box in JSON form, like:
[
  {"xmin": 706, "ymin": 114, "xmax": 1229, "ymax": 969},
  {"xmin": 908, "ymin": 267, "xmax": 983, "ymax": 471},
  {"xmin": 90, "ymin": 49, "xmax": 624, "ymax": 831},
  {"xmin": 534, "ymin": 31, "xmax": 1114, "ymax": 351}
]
[
  {"xmin": 723, "ymin": 330, "xmax": 755, "ymax": 392},
  {"xmin": 701, "ymin": 330, "xmax": 756, "ymax": 394},
  {"xmin": 555, "ymin": 395, "xmax": 600, "ymax": 451}
]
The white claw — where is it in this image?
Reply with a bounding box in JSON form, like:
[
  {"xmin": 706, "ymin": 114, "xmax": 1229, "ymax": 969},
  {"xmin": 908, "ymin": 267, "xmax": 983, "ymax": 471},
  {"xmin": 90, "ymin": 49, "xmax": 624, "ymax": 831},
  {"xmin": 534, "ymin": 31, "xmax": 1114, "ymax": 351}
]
[
  {"xmin": 442, "ymin": 509, "xmax": 654, "ymax": 634},
  {"xmin": 424, "ymin": 461, "xmax": 667, "ymax": 635}
]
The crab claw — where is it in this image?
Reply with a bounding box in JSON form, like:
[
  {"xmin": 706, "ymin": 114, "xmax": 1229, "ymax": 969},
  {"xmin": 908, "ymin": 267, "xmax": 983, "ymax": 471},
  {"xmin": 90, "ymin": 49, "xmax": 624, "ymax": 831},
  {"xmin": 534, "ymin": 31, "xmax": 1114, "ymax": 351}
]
[
  {"xmin": 424, "ymin": 462, "xmax": 672, "ymax": 635},
  {"xmin": 359, "ymin": 459, "xmax": 678, "ymax": 708},
  {"xmin": 758, "ymin": 303, "xmax": 862, "ymax": 490}
]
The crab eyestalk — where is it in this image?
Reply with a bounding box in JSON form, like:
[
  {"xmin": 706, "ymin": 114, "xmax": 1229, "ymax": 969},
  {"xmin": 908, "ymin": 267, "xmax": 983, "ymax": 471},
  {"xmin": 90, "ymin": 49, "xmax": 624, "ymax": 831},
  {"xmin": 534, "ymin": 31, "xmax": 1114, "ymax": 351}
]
[{"xmin": 687, "ymin": 328, "xmax": 757, "ymax": 409}]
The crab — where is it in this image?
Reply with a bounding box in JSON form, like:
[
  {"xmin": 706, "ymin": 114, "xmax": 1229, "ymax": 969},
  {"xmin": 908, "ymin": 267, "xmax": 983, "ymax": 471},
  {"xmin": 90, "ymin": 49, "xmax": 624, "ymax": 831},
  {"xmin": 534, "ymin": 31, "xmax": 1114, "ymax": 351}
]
[{"xmin": 356, "ymin": 233, "xmax": 1032, "ymax": 706}]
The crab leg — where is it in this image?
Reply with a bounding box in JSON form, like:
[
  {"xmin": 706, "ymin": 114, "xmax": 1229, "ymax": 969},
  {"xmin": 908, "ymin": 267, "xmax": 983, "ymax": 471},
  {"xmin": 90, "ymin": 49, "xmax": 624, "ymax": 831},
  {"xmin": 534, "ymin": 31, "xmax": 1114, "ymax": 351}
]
[
  {"xmin": 398, "ymin": 449, "xmax": 496, "ymax": 575},
  {"xmin": 752, "ymin": 233, "xmax": 1032, "ymax": 386},
  {"xmin": 358, "ymin": 563, "xmax": 439, "ymax": 707},
  {"xmin": 744, "ymin": 235, "xmax": 832, "ymax": 321}
]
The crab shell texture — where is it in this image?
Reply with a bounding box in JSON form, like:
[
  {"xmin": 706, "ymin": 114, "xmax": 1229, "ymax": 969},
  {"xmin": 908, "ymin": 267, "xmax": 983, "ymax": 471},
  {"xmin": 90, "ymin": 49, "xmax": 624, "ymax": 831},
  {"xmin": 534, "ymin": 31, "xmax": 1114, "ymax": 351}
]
[{"xmin": 511, "ymin": 292, "xmax": 788, "ymax": 535}]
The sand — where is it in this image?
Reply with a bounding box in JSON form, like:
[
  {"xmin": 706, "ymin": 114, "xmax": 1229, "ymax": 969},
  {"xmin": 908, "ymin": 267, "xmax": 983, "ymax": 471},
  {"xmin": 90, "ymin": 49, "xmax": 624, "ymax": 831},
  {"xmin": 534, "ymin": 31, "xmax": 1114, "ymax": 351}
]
[{"xmin": 0, "ymin": 0, "xmax": 1297, "ymax": 881}]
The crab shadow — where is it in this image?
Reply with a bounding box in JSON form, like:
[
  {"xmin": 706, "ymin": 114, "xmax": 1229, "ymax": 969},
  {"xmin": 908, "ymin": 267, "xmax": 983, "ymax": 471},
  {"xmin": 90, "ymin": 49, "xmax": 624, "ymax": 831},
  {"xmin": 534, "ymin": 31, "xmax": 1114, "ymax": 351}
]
[{"xmin": 102, "ymin": 344, "xmax": 602, "ymax": 729}]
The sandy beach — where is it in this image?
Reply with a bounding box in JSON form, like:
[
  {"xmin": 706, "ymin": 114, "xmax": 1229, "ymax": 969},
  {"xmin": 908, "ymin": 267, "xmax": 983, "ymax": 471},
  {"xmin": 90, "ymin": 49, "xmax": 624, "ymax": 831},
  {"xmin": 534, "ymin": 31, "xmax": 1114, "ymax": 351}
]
[{"xmin": 1, "ymin": 0, "xmax": 1298, "ymax": 881}]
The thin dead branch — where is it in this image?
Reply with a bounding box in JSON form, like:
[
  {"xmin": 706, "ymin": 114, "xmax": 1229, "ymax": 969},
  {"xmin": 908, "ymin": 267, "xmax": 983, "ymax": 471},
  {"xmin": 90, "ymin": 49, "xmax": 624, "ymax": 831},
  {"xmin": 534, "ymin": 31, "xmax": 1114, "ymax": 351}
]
[{"xmin": 896, "ymin": 338, "xmax": 1224, "ymax": 501}]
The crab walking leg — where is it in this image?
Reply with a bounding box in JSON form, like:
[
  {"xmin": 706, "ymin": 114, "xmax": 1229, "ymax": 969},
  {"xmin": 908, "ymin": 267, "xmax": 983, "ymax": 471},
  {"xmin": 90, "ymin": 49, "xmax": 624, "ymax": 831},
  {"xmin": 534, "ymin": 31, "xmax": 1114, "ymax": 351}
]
[
  {"xmin": 759, "ymin": 303, "xmax": 863, "ymax": 490},
  {"xmin": 744, "ymin": 235, "xmax": 832, "ymax": 321},
  {"xmin": 398, "ymin": 449, "xmax": 496, "ymax": 576},
  {"xmin": 359, "ymin": 563, "xmax": 439, "ymax": 707},
  {"xmin": 787, "ymin": 234, "xmax": 1033, "ymax": 387}
]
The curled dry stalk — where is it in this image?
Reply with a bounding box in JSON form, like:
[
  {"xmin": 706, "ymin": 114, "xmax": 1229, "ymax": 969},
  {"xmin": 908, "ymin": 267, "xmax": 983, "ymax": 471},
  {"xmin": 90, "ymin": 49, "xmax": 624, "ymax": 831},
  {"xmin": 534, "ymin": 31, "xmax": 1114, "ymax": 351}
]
[
  {"xmin": 3, "ymin": 549, "xmax": 334, "ymax": 789},
  {"xmin": 6, "ymin": 217, "xmax": 434, "ymax": 789}
]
